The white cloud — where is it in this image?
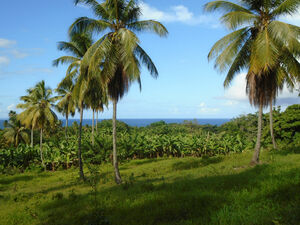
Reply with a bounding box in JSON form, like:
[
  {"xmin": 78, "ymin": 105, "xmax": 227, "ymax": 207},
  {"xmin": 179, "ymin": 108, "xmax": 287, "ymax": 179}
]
[
  {"xmin": 7, "ymin": 104, "xmax": 15, "ymax": 111},
  {"xmin": 10, "ymin": 49, "xmax": 28, "ymax": 59},
  {"xmin": 0, "ymin": 56, "xmax": 10, "ymax": 65},
  {"xmin": 169, "ymin": 106, "xmax": 180, "ymax": 115},
  {"xmin": 282, "ymin": 8, "xmax": 300, "ymax": 26},
  {"xmin": 221, "ymin": 73, "xmax": 299, "ymax": 106},
  {"xmin": 139, "ymin": 2, "xmax": 218, "ymax": 26},
  {"xmin": 197, "ymin": 102, "xmax": 220, "ymax": 114},
  {"xmin": 222, "ymin": 100, "xmax": 239, "ymax": 106},
  {"xmin": 0, "ymin": 38, "xmax": 16, "ymax": 48},
  {"xmin": 223, "ymin": 73, "xmax": 248, "ymax": 101}
]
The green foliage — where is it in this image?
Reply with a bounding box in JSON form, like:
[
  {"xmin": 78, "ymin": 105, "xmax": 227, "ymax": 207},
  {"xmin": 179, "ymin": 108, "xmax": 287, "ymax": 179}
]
[
  {"xmin": 271, "ymin": 104, "xmax": 300, "ymax": 148},
  {"xmin": 1, "ymin": 104, "xmax": 299, "ymax": 173},
  {"xmin": 0, "ymin": 151, "xmax": 300, "ymax": 225},
  {"xmin": 2, "ymin": 111, "xmax": 30, "ymax": 147}
]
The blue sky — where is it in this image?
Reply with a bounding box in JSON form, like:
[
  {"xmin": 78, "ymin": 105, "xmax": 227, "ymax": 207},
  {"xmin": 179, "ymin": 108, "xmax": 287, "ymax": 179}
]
[{"xmin": 0, "ymin": 0, "xmax": 299, "ymax": 119}]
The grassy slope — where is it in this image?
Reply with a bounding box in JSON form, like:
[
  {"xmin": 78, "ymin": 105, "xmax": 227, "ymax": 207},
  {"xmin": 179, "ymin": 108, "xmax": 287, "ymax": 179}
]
[{"xmin": 0, "ymin": 150, "xmax": 300, "ymax": 225}]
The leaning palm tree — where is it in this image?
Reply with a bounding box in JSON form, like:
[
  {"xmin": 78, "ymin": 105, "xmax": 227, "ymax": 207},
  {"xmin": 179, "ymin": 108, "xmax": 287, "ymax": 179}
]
[
  {"xmin": 3, "ymin": 111, "xmax": 29, "ymax": 147},
  {"xmin": 70, "ymin": 0, "xmax": 168, "ymax": 184},
  {"xmin": 18, "ymin": 81, "xmax": 58, "ymax": 169},
  {"xmin": 56, "ymin": 77, "xmax": 76, "ymax": 138},
  {"xmin": 205, "ymin": 0, "xmax": 300, "ymax": 164},
  {"xmin": 53, "ymin": 32, "xmax": 95, "ymax": 180}
]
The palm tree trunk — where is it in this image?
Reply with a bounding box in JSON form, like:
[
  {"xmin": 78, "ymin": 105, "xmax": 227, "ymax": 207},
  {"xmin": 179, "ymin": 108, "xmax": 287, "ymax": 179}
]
[
  {"xmin": 65, "ymin": 113, "xmax": 69, "ymax": 139},
  {"xmin": 78, "ymin": 104, "xmax": 85, "ymax": 180},
  {"xmin": 251, "ymin": 103, "xmax": 263, "ymax": 165},
  {"xmin": 92, "ymin": 109, "xmax": 95, "ymax": 146},
  {"xmin": 31, "ymin": 127, "xmax": 33, "ymax": 148},
  {"xmin": 96, "ymin": 110, "xmax": 98, "ymax": 133},
  {"xmin": 269, "ymin": 100, "xmax": 277, "ymax": 149},
  {"xmin": 40, "ymin": 128, "xmax": 45, "ymax": 170},
  {"xmin": 113, "ymin": 99, "xmax": 122, "ymax": 184}
]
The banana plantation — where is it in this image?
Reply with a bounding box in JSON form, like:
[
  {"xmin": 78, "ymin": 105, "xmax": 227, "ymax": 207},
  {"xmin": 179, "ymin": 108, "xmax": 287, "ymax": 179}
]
[{"xmin": 1, "ymin": 104, "xmax": 299, "ymax": 173}]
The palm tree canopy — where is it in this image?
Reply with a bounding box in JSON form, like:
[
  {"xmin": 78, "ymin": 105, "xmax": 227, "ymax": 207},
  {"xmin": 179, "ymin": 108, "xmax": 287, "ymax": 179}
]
[
  {"xmin": 205, "ymin": 0, "xmax": 300, "ymax": 106},
  {"xmin": 17, "ymin": 81, "xmax": 59, "ymax": 130},
  {"xmin": 70, "ymin": 0, "xmax": 168, "ymax": 101},
  {"xmin": 53, "ymin": 31, "xmax": 103, "ymax": 107},
  {"xmin": 3, "ymin": 111, "xmax": 29, "ymax": 147}
]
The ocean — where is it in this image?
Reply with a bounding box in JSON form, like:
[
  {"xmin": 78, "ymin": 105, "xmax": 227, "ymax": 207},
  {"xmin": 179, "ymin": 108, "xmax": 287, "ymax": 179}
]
[{"xmin": 0, "ymin": 118, "xmax": 231, "ymax": 129}]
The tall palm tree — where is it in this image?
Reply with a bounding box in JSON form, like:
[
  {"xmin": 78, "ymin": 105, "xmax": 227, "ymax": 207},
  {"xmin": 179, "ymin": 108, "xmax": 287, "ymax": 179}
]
[
  {"xmin": 205, "ymin": 0, "xmax": 300, "ymax": 164},
  {"xmin": 53, "ymin": 32, "xmax": 95, "ymax": 180},
  {"xmin": 56, "ymin": 77, "xmax": 76, "ymax": 138},
  {"xmin": 70, "ymin": 0, "xmax": 168, "ymax": 184},
  {"xmin": 3, "ymin": 111, "xmax": 29, "ymax": 147},
  {"xmin": 17, "ymin": 81, "xmax": 58, "ymax": 169}
]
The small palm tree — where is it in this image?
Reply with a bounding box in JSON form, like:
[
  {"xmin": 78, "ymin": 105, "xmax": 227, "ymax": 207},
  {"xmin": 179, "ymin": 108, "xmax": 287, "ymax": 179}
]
[
  {"xmin": 205, "ymin": 0, "xmax": 300, "ymax": 164},
  {"xmin": 71, "ymin": 0, "xmax": 168, "ymax": 184},
  {"xmin": 56, "ymin": 77, "xmax": 76, "ymax": 138},
  {"xmin": 17, "ymin": 87, "xmax": 39, "ymax": 147},
  {"xmin": 3, "ymin": 111, "xmax": 29, "ymax": 147},
  {"xmin": 17, "ymin": 81, "xmax": 58, "ymax": 169}
]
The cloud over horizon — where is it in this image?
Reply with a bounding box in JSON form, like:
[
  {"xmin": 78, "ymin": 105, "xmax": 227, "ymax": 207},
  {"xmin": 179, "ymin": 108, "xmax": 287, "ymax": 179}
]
[{"xmin": 220, "ymin": 73, "xmax": 299, "ymax": 107}]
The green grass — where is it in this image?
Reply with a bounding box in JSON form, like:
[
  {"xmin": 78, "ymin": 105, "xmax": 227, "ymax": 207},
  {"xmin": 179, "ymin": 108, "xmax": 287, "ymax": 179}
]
[{"xmin": 1, "ymin": 150, "xmax": 300, "ymax": 225}]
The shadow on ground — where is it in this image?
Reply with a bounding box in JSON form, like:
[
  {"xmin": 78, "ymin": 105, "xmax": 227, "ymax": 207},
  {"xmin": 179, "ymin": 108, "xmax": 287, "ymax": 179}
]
[
  {"xmin": 37, "ymin": 163, "xmax": 300, "ymax": 225},
  {"xmin": 172, "ymin": 156, "xmax": 224, "ymax": 171},
  {"xmin": 0, "ymin": 173, "xmax": 49, "ymax": 185}
]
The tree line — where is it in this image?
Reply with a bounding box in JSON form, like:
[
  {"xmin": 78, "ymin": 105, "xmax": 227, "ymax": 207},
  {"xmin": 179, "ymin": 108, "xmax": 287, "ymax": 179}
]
[{"xmin": 1, "ymin": 104, "xmax": 299, "ymax": 173}]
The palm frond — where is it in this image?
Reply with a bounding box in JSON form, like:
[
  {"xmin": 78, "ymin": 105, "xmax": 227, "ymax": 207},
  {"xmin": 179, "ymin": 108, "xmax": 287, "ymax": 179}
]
[
  {"xmin": 204, "ymin": 1, "xmax": 252, "ymax": 13},
  {"xmin": 127, "ymin": 20, "xmax": 168, "ymax": 37},
  {"xmin": 271, "ymin": 0, "xmax": 300, "ymax": 17}
]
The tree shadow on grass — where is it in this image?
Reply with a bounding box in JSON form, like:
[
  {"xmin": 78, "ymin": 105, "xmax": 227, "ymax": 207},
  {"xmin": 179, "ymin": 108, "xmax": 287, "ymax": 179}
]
[
  {"xmin": 0, "ymin": 173, "xmax": 50, "ymax": 185},
  {"xmin": 0, "ymin": 175, "xmax": 34, "ymax": 185},
  {"xmin": 36, "ymin": 163, "xmax": 300, "ymax": 225},
  {"xmin": 172, "ymin": 156, "xmax": 224, "ymax": 171},
  {"xmin": 120, "ymin": 158, "xmax": 167, "ymax": 170}
]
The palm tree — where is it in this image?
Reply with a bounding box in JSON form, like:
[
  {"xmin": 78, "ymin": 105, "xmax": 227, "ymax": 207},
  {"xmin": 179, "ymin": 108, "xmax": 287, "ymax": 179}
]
[
  {"xmin": 56, "ymin": 77, "xmax": 76, "ymax": 138},
  {"xmin": 205, "ymin": 0, "xmax": 300, "ymax": 164},
  {"xmin": 17, "ymin": 87, "xmax": 39, "ymax": 147},
  {"xmin": 17, "ymin": 81, "xmax": 58, "ymax": 169},
  {"xmin": 70, "ymin": 0, "xmax": 168, "ymax": 184},
  {"xmin": 3, "ymin": 111, "xmax": 29, "ymax": 147},
  {"xmin": 85, "ymin": 76, "xmax": 107, "ymax": 146},
  {"xmin": 53, "ymin": 32, "xmax": 95, "ymax": 180}
]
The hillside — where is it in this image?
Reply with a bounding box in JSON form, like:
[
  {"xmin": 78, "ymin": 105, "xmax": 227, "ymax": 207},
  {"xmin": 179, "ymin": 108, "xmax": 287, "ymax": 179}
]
[{"xmin": 1, "ymin": 150, "xmax": 299, "ymax": 225}]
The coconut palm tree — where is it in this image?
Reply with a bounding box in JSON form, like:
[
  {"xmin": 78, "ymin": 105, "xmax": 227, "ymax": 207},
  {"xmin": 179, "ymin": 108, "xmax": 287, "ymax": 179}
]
[
  {"xmin": 70, "ymin": 0, "xmax": 168, "ymax": 184},
  {"xmin": 3, "ymin": 111, "xmax": 29, "ymax": 147},
  {"xmin": 205, "ymin": 0, "xmax": 300, "ymax": 164},
  {"xmin": 56, "ymin": 77, "xmax": 76, "ymax": 138},
  {"xmin": 17, "ymin": 81, "xmax": 58, "ymax": 169},
  {"xmin": 85, "ymin": 76, "xmax": 108, "ymax": 146},
  {"xmin": 53, "ymin": 32, "xmax": 95, "ymax": 180},
  {"xmin": 17, "ymin": 88, "xmax": 37, "ymax": 147}
]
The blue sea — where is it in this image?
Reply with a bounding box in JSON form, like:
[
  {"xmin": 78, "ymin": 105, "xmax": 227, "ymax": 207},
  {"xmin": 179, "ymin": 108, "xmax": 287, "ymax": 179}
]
[{"xmin": 0, "ymin": 118, "xmax": 231, "ymax": 129}]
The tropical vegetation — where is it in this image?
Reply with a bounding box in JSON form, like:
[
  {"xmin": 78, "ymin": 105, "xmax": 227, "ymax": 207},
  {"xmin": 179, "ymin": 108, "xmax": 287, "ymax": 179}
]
[
  {"xmin": 0, "ymin": 0, "xmax": 300, "ymax": 224},
  {"xmin": 205, "ymin": 0, "xmax": 300, "ymax": 164}
]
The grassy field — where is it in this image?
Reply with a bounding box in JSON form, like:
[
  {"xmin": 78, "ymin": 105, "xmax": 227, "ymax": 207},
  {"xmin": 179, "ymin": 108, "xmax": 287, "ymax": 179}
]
[{"xmin": 0, "ymin": 149, "xmax": 300, "ymax": 225}]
